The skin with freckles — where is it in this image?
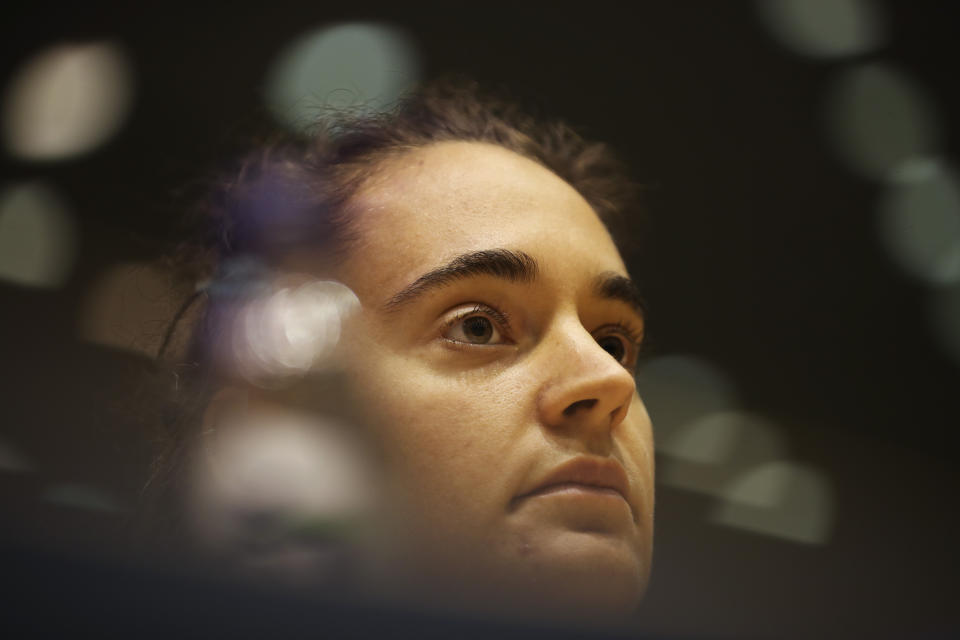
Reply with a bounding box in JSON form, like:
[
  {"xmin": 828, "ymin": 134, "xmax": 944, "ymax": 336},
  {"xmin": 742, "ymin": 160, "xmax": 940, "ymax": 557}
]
[{"xmin": 325, "ymin": 141, "xmax": 655, "ymax": 618}]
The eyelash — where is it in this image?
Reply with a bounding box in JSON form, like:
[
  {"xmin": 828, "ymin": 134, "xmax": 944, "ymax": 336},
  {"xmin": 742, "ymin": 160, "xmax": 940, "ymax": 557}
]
[
  {"xmin": 605, "ymin": 320, "xmax": 644, "ymax": 348},
  {"xmin": 442, "ymin": 303, "xmax": 514, "ymax": 344},
  {"xmin": 441, "ymin": 304, "xmax": 644, "ymax": 368},
  {"xmin": 593, "ymin": 321, "xmax": 645, "ymax": 369}
]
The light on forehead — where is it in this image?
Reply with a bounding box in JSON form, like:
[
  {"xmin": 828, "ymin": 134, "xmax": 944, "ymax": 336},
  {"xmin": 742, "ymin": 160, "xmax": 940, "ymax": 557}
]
[
  {"xmin": 351, "ymin": 141, "xmax": 601, "ymax": 219},
  {"xmin": 336, "ymin": 142, "xmax": 632, "ymax": 310}
]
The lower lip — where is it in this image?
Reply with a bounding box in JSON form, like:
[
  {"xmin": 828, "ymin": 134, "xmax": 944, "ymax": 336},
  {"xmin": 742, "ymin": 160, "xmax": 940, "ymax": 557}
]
[{"xmin": 525, "ymin": 482, "xmax": 626, "ymax": 501}]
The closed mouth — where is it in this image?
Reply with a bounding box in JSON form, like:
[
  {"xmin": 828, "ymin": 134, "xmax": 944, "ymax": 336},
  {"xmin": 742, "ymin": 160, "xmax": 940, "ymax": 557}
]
[
  {"xmin": 512, "ymin": 457, "xmax": 634, "ymax": 516},
  {"xmin": 523, "ymin": 481, "xmax": 626, "ymax": 500}
]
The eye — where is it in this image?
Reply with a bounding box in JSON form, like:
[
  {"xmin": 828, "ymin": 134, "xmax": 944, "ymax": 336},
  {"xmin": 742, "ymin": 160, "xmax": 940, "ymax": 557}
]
[
  {"xmin": 596, "ymin": 334, "xmax": 627, "ymax": 363},
  {"xmin": 593, "ymin": 323, "xmax": 643, "ymax": 369},
  {"xmin": 441, "ymin": 304, "xmax": 511, "ymax": 346}
]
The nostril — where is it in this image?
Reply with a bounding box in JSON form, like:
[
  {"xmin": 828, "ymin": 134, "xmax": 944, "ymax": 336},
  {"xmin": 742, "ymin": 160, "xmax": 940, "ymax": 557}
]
[{"xmin": 562, "ymin": 398, "xmax": 597, "ymax": 416}]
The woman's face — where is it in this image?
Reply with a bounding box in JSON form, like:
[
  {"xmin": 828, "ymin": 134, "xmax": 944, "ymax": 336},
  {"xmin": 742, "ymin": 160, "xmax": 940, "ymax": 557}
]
[{"xmin": 331, "ymin": 141, "xmax": 654, "ymax": 617}]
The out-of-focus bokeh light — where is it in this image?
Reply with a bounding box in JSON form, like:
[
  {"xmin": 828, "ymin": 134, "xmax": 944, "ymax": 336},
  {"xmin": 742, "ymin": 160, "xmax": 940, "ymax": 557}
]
[
  {"xmin": 232, "ymin": 279, "xmax": 360, "ymax": 386},
  {"xmin": 709, "ymin": 461, "xmax": 835, "ymax": 545},
  {"xmin": 2, "ymin": 42, "xmax": 133, "ymax": 161},
  {"xmin": 42, "ymin": 483, "xmax": 121, "ymax": 513},
  {"xmin": 0, "ymin": 182, "xmax": 76, "ymax": 288},
  {"xmin": 755, "ymin": 0, "xmax": 887, "ymax": 59},
  {"xmin": 637, "ymin": 355, "xmax": 822, "ymax": 543},
  {"xmin": 197, "ymin": 410, "xmax": 377, "ymax": 521},
  {"xmin": 657, "ymin": 410, "xmax": 787, "ymax": 499},
  {"xmin": 190, "ymin": 406, "xmax": 379, "ymax": 581},
  {"xmin": 0, "ymin": 439, "xmax": 33, "ymax": 474},
  {"xmin": 636, "ymin": 354, "xmax": 739, "ymax": 451},
  {"xmin": 659, "ymin": 410, "xmax": 786, "ymax": 467},
  {"xmin": 78, "ymin": 262, "xmax": 179, "ymax": 357},
  {"xmin": 928, "ymin": 282, "xmax": 960, "ymax": 366},
  {"xmin": 825, "ymin": 63, "xmax": 941, "ymax": 181},
  {"xmin": 879, "ymin": 159, "xmax": 960, "ymax": 285},
  {"xmin": 264, "ymin": 22, "xmax": 420, "ymax": 131}
]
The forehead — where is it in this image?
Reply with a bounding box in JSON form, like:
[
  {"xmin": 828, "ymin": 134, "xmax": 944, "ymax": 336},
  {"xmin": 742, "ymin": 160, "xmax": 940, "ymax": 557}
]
[{"xmin": 337, "ymin": 141, "xmax": 627, "ymax": 300}]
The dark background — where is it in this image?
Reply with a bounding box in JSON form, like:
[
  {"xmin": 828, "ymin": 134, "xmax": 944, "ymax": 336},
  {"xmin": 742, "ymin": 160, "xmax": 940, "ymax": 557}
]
[{"xmin": 1, "ymin": 2, "xmax": 957, "ymax": 636}]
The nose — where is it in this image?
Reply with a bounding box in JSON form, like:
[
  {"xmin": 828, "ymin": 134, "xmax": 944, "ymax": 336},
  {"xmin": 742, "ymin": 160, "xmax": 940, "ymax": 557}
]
[{"xmin": 536, "ymin": 318, "xmax": 637, "ymax": 446}]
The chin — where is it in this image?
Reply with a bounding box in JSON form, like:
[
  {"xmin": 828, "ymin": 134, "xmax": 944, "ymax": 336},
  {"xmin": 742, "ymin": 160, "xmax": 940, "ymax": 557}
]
[
  {"xmin": 458, "ymin": 530, "xmax": 650, "ymax": 624},
  {"xmin": 367, "ymin": 516, "xmax": 651, "ymax": 622},
  {"xmin": 528, "ymin": 535, "xmax": 647, "ymax": 618}
]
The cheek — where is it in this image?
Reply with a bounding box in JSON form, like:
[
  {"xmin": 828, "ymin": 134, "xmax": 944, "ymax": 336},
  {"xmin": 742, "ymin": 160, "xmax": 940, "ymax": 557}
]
[
  {"xmin": 345, "ymin": 350, "xmax": 528, "ymax": 520},
  {"xmin": 623, "ymin": 394, "xmax": 655, "ymax": 526},
  {"xmin": 628, "ymin": 395, "xmax": 655, "ymax": 467}
]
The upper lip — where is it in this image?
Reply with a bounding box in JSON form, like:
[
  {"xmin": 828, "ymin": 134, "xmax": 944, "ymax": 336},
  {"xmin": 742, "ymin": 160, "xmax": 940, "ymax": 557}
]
[{"xmin": 514, "ymin": 457, "xmax": 633, "ymax": 512}]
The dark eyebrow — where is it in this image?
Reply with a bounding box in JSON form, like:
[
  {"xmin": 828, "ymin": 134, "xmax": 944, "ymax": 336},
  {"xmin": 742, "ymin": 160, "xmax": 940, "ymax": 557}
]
[
  {"xmin": 594, "ymin": 272, "xmax": 647, "ymax": 320},
  {"xmin": 384, "ymin": 249, "xmax": 539, "ymax": 311}
]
